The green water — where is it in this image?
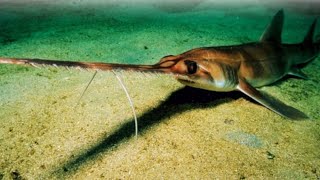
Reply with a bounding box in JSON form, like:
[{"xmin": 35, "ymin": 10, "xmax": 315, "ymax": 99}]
[{"xmin": 0, "ymin": 1, "xmax": 318, "ymax": 63}]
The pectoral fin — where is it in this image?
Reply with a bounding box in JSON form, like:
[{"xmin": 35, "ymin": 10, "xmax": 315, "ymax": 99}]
[
  {"xmin": 288, "ymin": 68, "xmax": 308, "ymax": 80},
  {"xmin": 237, "ymin": 78, "xmax": 308, "ymax": 120}
]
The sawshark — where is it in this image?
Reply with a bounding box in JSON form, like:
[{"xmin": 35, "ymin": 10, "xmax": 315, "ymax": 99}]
[{"xmin": 0, "ymin": 10, "xmax": 319, "ymax": 120}]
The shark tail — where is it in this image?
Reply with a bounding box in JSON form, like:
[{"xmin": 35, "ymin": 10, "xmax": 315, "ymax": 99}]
[
  {"xmin": 315, "ymin": 33, "xmax": 320, "ymax": 52},
  {"xmin": 302, "ymin": 18, "xmax": 317, "ymax": 46},
  {"xmin": 295, "ymin": 18, "xmax": 320, "ymax": 64},
  {"xmin": 302, "ymin": 18, "xmax": 320, "ymax": 53}
]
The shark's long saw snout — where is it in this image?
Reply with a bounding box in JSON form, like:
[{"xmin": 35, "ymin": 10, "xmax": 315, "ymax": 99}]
[{"xmin": 1, "ymin": 9, "xmax": 318, "ymax": 120}]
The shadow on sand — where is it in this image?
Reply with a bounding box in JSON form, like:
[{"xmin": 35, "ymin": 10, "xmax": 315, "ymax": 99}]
[{"xmin": 50, "ymin": 86, "xmax": 247, "ymax": 178}]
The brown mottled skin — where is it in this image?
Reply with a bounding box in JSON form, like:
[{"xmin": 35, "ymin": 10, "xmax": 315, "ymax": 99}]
[{"xmin": 0, "ymin": 10, "xmax": 319, "ymax": 120}]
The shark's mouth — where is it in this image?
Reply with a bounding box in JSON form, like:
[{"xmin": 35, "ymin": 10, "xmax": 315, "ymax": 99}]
[
  {"xmin": 177, "ymin": 78, "xmax": 196, "ymax": 84},
  {"xmin": 175, "ymin": 74, "xmax": 197, "ymax": 84}
]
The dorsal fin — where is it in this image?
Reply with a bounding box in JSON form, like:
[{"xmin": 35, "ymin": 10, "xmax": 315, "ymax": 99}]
[
  {"xmin": 260, "ymin": 9, "xmax": 284, "ymax": 44},
  {"xmin": 303, "ymin": 18, "xmax": 317, "ymax": 45}
]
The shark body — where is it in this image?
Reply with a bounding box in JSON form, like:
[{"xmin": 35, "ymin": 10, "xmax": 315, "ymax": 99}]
[{"xmin": 0, "ymin": 10, "xmax": 319, "ymax": 120}]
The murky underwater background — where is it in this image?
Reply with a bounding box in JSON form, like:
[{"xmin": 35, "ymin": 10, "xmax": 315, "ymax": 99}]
[{"xmin": 0, "ymin": 0, "xmax": 319, "ymax": 179}]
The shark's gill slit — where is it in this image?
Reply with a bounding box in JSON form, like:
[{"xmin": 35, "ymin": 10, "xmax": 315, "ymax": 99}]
[{"xmin": 112, "ymin": 70, "xmax": 138, "ymax": 138}]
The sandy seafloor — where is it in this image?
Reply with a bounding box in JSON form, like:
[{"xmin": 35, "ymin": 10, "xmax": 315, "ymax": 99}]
[{"xmin": 0, "ymin": 0, "xmax": 320, "ymax": 179}]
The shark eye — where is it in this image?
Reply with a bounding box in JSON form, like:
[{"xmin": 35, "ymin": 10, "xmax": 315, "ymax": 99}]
[{"xmin": 184, "ymin": 60, "xmax": 198, "ymax": 74}]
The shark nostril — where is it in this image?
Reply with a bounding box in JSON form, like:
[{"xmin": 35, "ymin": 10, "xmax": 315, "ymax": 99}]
[{"xmin": 184, "ymin": 60, "xmax": 198, "ymax": 74}]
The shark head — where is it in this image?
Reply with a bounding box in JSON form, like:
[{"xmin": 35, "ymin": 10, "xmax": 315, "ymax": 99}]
[{"xmin": 154, "ymin": 49, "xmax": 239, "ymax": 92}]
